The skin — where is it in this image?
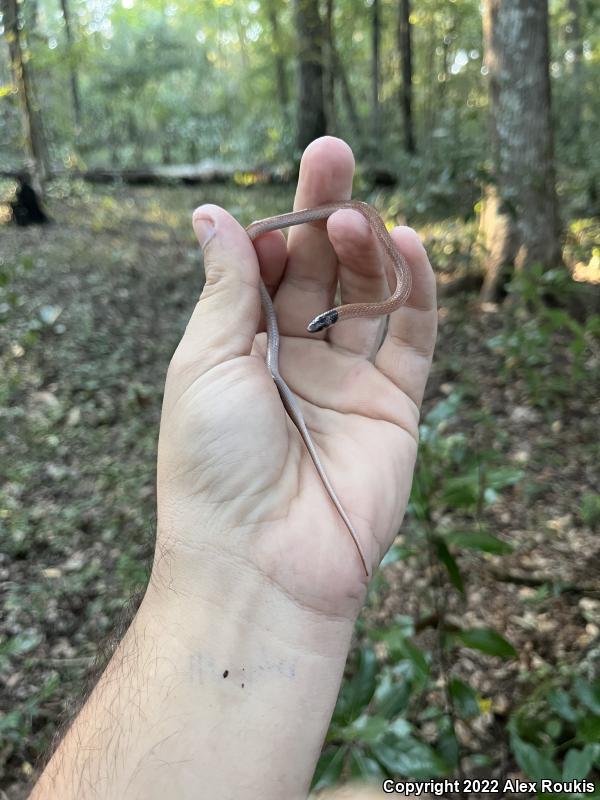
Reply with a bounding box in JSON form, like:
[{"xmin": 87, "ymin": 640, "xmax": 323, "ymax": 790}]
[
  {"xmin": 30, "ymin": 137, "xmax": 437, "ymax": 800},
  {"xmin": 248, "ymin": 200, "xmax": 413, "ymax": 577}
]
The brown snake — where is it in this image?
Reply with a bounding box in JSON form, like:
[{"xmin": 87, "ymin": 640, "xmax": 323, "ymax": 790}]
[{"xmin": 246, "ymin": 200, "xmax": 412, "ymax": 577}]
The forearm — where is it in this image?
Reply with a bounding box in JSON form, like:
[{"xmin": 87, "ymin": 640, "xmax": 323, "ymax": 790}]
[{"xmin": 31, "ymin": 543, "xmax": 356, "ymax": 800}]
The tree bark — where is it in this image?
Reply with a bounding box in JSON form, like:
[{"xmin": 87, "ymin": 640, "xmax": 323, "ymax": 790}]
[
  {"xmin": 371, "ymin": 0, "xmax": 381, "ymax": 147},
  {"xmin": 398, "ymin": 0, "xmax": 416, "ymax": 153},
  {"xmin": 334, "ymin": 48, "xmax": 362, "ymax": 144},
  {"xmin": 480, "ymin": 0, "xmax": 562, "ymax": 302},
  {"xmin": 323, "ymin": 0, "xmax": 335, "ymax": 131},
  {"xmin": 423, "ymin": 16, "xmax": 436, "ymax": 149},
  {"xmin": 1, "ymin": 0, "xmax": 49, "ymax": 195},
  {"xmin": 565, "ymin": 0, "xmax": 582, "ymax": 145},
  {"xmin": 265, "ymin": 0, "xmax": 290, "ymax": 124},
  {"xmin": 59, "ymin": 0, "xmax": 82, "ymax": 129},
  {"xmin": 294, "ymin": 0, "xmax": 326, "ymax": 152}
]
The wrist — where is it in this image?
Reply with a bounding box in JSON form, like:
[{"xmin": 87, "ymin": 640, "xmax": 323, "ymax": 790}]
[
  {"xmin": 135, "ymin": 545, "xmax": 357, "ymax": 798},
  {"xmin": 146, "ymin": 537, "xmax": 358, "ymax": 658}
]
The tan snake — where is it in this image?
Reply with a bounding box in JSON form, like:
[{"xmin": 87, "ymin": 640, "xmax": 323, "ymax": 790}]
[{"xmin": 246, "ymin": 200, "xmax": 412, "ymax": 577}]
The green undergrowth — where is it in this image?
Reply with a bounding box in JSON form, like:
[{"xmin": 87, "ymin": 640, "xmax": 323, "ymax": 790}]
[
  {"xmin": 313, "ymin": 390, "xmax": 600, "ymax": 794},
  {"xmin": 1, "ymin": 183, "xmax": 598, "ymax": 795}
]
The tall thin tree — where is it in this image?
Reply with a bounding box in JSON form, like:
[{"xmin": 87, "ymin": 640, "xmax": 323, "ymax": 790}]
[
  {"xmin": 371, "ymin": 0, "xmax": 381, "ymax": 146},
  {"xmin": 323, "ymin": 0, "xmax": 362, "ymax": 145},
  {"xmin": 565, "ymin": 0, "xmax": 583, "ymax": 147},
  {"xmin": 334, "ymin": 51, "xmax": 362, "ymax": 146},
  {"xmin": 323, "ymin": 0, "xmax": 335, "ymax": 131},
  {"xmin": 480, "ymin": 0, "xmax": 562, "ymax": 302},
  {"xmin": 1, "ymin": 0, "xmax": 48, "ymax": 192},
  {"xmin": 265, "ymin": 0, "xmax": 290, "ymax": 125},
  {"xmin": 59, "ymin": 0, "xmax": 82, "ymax": 130},
  {"xmin": 294, "ymin": 0, "xmax": 326, "ymax": 152},
  {"xmin": 398, "ymin": 0, "xmax": 415, "ymax": 153}
]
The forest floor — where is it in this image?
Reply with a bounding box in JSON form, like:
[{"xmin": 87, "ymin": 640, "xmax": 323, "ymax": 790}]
[{"xmin": 0, "ymin": 180, "xmax": 599, "ymax": 798}]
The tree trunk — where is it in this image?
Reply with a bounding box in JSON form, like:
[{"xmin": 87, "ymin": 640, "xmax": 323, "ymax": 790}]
[
  {"xmin": 334, "ymin": 48, "xmax": 362, "ymax": 144},
  {"xmin": 234, "ymin": 7, "xmax": 250, "ymax": 71},
  {"xmin": 398, "ymin": 0, "xmax": 416, "ymax": 153},
  {"xmin": 60, "ymin": 0, "xmax": 82, "ymax": 129},
  {"xmin": 1, "ymin": 0, "xmax": 49, "ymax": 194},
  {"xmin": 565, "ymin": 0, "xmax": 582, "ymax": 146},
  {"xmin": 371, "ymin": 0, "xmax": 381, "ymax": 147},
  {"xmin": 265, "ymin": 0, "xmax": 289, "ymax": 124},
  {"xmin": 323, "ymin": 0, "xmax": 335, "ymax": 132},
  {"xmin": 10, "ymin": 176, "xmax": 49, "ymax": 225},
  {"xmin": 438, "ymin": 34, "xmax": 450, "ymax": 107},
  {"xmin": 480, "ymin": 0, "xmax": 562, "ymax": 302},
  {"xmin": 423, "ymin": 17, "xmax": 436, "ymax": 150},
  {"xmin": 294, "ymin": 0, "xmax": 326, "ymax": 152}
]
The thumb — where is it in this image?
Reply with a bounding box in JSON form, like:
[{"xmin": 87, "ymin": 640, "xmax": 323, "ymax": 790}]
[{"xmin": 176, "ymin": 204, "xmax": 261, "ymax": 373}]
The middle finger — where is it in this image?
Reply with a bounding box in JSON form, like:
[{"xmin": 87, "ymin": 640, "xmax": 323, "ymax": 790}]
[{"xmin": 273, "ymin": 136, "xmax": 355, "ymax": 339}]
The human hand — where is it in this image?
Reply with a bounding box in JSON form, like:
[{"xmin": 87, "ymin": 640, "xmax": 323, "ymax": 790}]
[
  {"xmin": 155, "ymin": 136, "xmax": 437, "ymax": 618},
  {"xmin": 30, "ymin": 138, "xmax": 436, "ymax": 800}
]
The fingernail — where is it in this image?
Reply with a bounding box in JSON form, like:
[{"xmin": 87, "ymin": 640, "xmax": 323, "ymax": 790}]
[{"xmin": 192, "ymin": 214, "xmax": 216, "ymax": 252}]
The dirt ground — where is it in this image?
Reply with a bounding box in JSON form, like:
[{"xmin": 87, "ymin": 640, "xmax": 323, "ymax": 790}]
[{"xmin": 0, "ymin": 182, "xmax": 598, "ymax": 798}]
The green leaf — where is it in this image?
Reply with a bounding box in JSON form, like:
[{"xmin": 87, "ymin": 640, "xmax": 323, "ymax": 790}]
[
  {"xmin": 563, "ymin": 746, "xmax": 597, "ymax": 780},
  {"xmin": 437, "ymin": 719, "xmax": 460, "ymax": 768},
  {"xmin": 434, "ymin": 537, "xmax": 465, "ymax": 593},
  {"xmin": 370, "ymin": 618, "xmax": 415, "ymax": 656},
  {"xmin": 388, "ymin": 718, "xmax": 412, "ymax": 738},
  {"xmin": 311, "ymin": 745, "xmax": 347, "ymax": 791},
  {"xmin": 402, "ymin": 641, "xmax": 430, "ymax": 683},
  {"xmin": 577, "ymin": 715, "xmax": 600, "ymax": 743},
  {"xmin": 424, "ymin": 393, "xmax": 461, "ymax": 428},
  {"xmin": 440, "ymin": 475, "xmax": 479, "ymax": 510},
  {"xmin": 340, "ymin": 714, "xmax": 389, "ymax": 744},
  {"xmin": 374, "ymin": 674, "xmax": 412, "ymax": 719},
  {"xmin": 0, "ymin": 630, "xmax": 42, "ymax": 659},
  {"xmin": 580, "ymin": 493, "xmax": 600, "ymax": 528},
  {"xmin": 486, "ymin": 467, "xmax": 524, "ymax": 490},
  {"xmin": 573, "ymin": 677, "xmax": 600, "ymax": 715},
  {"xmin": 335, "ymin": 646, "xmax": 378, "ymax": 724},
  {"xmin": 547, "ymin": 689, "xmax": 580, "ymax": 723},
  {"xmin": 0, "ymin": 709, "xmax": 23, "ymax": 733},
  {"xmin": 546, "ymin": 718, "xmax": 562, "ymax": 739},
  {"xmin": 371, "ymin": 736, "xmax": 450, "ymax": 778},
  {"xmin": 348, "ymin": 748, "xmax": 386, "ymax": 779},
  {"xmin": 38, "ymin": 673, "xmax": 60, "ymax": 701},
  {"xmin": 351, "ymin": 646, "xmax": 378, "ymax": 708},
  {"xmin": 381, "ymin": 543, "xmax": 413, "ymax": 567},
  {"xmin": 510, "ymin": 734, "xmax": 561, "ymax": 782},
  {"xmin": 448, "ymin": 678, "xmax": 480, "ymax": 719},
  {"xmin": 445, "ymin": 530, "xmax": 513, "ymax": 555},
  {"xmin": 454, "ymin": 628, "xmax": 517, "ymax": 658}
]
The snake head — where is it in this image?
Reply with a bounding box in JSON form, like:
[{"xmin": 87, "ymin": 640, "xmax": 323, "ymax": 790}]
[{"xmin": 307, "ymin": 309, "xmax": 339, "ymax": 333}]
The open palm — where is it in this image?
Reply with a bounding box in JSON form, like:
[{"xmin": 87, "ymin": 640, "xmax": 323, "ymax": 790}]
[{"xmin": 156, "ymin": 138, "xmax": 437, "ymax": 616}]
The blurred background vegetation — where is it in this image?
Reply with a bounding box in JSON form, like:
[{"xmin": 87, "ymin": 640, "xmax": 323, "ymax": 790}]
[{"xmin": 1, "ymin": 0, "xmax": 599, "ymax": 798}]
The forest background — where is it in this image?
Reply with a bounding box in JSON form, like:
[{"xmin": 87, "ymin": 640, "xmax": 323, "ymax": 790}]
[{"xmin": 1, "ymin": 0, "xmax": 599, "ymax": 797}]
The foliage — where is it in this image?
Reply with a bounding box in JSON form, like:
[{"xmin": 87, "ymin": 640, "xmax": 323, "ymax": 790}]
[
  {"xmin": 486, "ymin": 264, "xmax": 600, "ymax": 408},
  {"xmin": 1, "ymin": 0, "xmax": 598, "ymax": 197},
  {"xmin": 312, "ymin": 392, "xmax": 527, "ymax": 789},
  {"xmin": 1, "ymin": 184, "xmax": 598, "ymax": 796},
  {"xmin": 509, "ymin": 674, "xmax": 600, "ymax": 788}
]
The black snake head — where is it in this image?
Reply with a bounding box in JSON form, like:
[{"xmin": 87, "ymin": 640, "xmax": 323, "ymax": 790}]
[{"xmin": 307, "ymin": 309, "xmax": 339, "ymax": 333}]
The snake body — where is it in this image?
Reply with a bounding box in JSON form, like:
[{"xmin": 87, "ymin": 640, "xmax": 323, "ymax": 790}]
[{"xmin": 246, "ymin": 201, "xmax": 412, "ymax": 577}]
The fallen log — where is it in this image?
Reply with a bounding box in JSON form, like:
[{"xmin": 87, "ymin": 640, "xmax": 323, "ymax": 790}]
[{"xmin": 1, "ymin": 161, "xmax": 295, "ymax": 186}]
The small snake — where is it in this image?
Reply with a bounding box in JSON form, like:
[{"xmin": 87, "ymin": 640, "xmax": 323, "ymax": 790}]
[{"xmin": 246, "ymin": 200, "xmax": 412, "ymax": 577}]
